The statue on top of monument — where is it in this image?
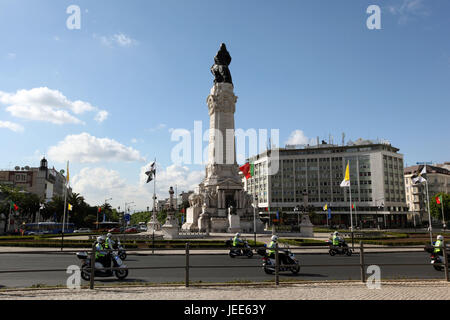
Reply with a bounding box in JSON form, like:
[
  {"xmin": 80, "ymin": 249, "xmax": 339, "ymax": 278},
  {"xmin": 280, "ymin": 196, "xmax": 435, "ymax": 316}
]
[{"xmin": 211, "ymin": 43, "xmax": 233, "ymax": 85}]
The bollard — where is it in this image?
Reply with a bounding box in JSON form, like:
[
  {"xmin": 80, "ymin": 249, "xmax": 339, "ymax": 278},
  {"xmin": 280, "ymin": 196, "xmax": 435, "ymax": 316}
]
[
  {"xmin": 443, "ymin": 244, "xmax": 449, "ymax": 282},
  {"xmin": 90, "ymin": 244, "xmax": 96, "ymax": 290},
  {"xmin": 185, "ymin": 242, "xmax": 190, "ymax": 288},
  {"xmin": 360, "ymin": 241, "xmax": 366, "ymax": 283},
  {"xmin": 275, "ymin": 243, "xmax": 279, "ymax": 286}
]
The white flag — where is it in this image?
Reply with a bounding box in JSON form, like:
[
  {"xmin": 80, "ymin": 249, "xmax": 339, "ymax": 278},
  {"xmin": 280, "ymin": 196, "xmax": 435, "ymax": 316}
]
[
  {"xmin": 340, "ymin": 162, "xmax": 350, "ymax": 187},
  {"xmin": 411, "ymin": 166, "xmax": 427, "ymax": 184}
]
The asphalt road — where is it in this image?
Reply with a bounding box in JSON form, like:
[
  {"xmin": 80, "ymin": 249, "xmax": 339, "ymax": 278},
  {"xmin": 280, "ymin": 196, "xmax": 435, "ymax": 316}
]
[{"xmin": 0, "ymin": 251, "xmax": 444, "ymax": 288}]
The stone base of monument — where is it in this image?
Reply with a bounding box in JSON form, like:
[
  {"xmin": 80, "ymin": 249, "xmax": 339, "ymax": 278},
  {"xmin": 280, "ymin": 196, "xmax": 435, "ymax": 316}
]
[
  {"xmin": 239, "ymin": 219, "xmax": 265, "ymax": 234},
  {"xmin": 147, "ymin": 221, "xmax": 161, "ymax": 233},
  {"xmin": 210, "ymin": 217, "xmax": 229, "ymax": 233},
  {"xmin": 161, "ymin": 213, "xmax": 180, "ymax": 239},
  {"xmin": 300, "ymin": 214, "xmax": 314, "ymax": 237},
  {"xmin": 227, "ymin": 214, "xmax": 240, "ymax": 233},
  {"xmin": 198, "ymin": 212, "xmax": 210, "ymax": 234},
  {"xmin": 182, "ymin": 207, "xmax": 201, "ymax": 232}
]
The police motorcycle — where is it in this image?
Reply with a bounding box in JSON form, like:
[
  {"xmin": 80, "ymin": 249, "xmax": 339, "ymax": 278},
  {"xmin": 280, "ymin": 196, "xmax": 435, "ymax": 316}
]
[
  {"xmin": 257, "ymin": 244, "xmax": 300, "ymax": 275},
  {"xmin": 76, "ymin": 239, "xmax": 129, "ymax": 280},
  {"xmin": 113, "ymin": 240, "xmax": 127, "ymax": 261},
  {"xmin": 326, "ymin": 239, "xmax": 352, "ymax": 256},
  {"xmin": 424, "ymin": 243, "xmax": 449, "ymax": 272},
  {"xmin": 226, "ymin": 238, "xmax": 254, "ymax": 258}
]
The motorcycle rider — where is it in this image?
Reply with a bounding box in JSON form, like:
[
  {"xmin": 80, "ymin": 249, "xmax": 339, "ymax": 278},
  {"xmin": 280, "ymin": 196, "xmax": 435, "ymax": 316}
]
[
  {"xmin": 95, "ymin": 236, "xmax": 110, "ymax": 268},
  {"xmin": 434, "ymin": 235, "xmax": 444, "ymax": 257},
  {"xmin": 332, "ymin": 231, "xmax": 345, "ymax": 248},
  {"xmin": 233, "ymin": 233, "xmax": 244, "ymax": 253},
  {"xmin": 104, "ymin": 233, "xmax": 115, "ymax": 251},
  {"xmin": 267, "ymin": 235, "xmax": 288, "ymax": 265}
]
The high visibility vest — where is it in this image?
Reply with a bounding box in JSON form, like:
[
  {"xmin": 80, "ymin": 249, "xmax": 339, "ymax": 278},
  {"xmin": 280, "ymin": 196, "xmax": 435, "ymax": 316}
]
[
  {"xmin": 434, "ymin": 240, "xmax": 443, "ymax": 253},
  {"xmin": 268, "ymin": 241, "xmax": 276, "ymax": 255},
  {"xmin": 332, "ymin": 235, "xmax": 340, "ymax": 246},
  {"xmin": 105, "ymin": 238, "xmax": 113, "ymax": 249},
  {"xmin": 95, "ymin": 243, "xmax": 105, "ymax": 259},
  {"xmin": 233, "ymin": 237, "xmax": 240, "ymax": 246}
]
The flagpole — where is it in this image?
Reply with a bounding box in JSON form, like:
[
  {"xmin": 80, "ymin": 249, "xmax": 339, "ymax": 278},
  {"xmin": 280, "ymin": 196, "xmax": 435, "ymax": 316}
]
[
  {"xmin": 425, "ymin": 177, "xmax": 432, "ymax": 245},
  {"xmin": 441, "ymin": 196, "xmax": 446, "ymax": 230},
  {"xmin": 7, "ymin": 203, "xmax": 11, "ymax": 233},
  {"xmin": 348, "ymin": 161, "xmax": 354, "ymax": 249},
  {"xmin": 61, "ymin": 161, "xmax": 68, "ymax": 251}
]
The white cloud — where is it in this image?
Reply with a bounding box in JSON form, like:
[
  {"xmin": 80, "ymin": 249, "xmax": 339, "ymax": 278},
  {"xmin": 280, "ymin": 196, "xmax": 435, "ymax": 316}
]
[
  {"xmin": 6, "ymin": 104, "xmax": 83, "ymax": 125},
  {"xmin": 71, "ymin": 164, "xmax": 203, "ymax": 210},
  {"xmin": 94, "ymin": 110, "xmax": 109, "ymax": 123},
  {"xmin": 387, "ymin": 0, "xmax": 431, "ymax": 24},
  {"xmin": 146, "ymin": 123, "xmax": 167, "ymax": 132},
  {"xmin": 131, "ymin": 138, "xmax": 138, "ymax": 144},
  {"xmin": 95, "ymin": 33, "xmax": 138, "ymax": 48},
  {"xmin": 47, "ymin": 132, "xmax": 146, "ymax": 163},
  {"xmin": 0, "ymin": 87, "xmax": 108, "ymax": 125},
  {"xmin": 0, "ymin": 120, "xmax": 24, "ymax": 132},
  {"xmin": 285, "ymin": 130, "xmax": 315, "ymax": 146},
  {"xmin": 6, "ymin": 53, "xmax": 16, "ymax": 59}
]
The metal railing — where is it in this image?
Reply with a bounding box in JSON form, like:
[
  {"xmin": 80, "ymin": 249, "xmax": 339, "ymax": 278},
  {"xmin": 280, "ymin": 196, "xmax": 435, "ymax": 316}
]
[{"xmin": 0, "ymin": 242, "xmax": 448, "ymax": 290}]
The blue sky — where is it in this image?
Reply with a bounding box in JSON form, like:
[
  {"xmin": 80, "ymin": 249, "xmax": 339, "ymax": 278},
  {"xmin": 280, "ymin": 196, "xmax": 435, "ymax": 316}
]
[{"xmin": 0, "ymin": 0, "xmax": 449, "ymax": 211}]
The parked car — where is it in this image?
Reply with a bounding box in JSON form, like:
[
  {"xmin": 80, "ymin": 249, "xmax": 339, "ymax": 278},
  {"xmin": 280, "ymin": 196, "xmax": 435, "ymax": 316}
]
[
  {"xmin": 124, "ymin": 227, "xmax": 138, "ymax": 233},
  {"xmin": 108, "ymin": 227, "xmax": 121, "ymax": 233},
  {"xmin": 74, "ymin": 228, "xmax": 92, "ymax": 233}
]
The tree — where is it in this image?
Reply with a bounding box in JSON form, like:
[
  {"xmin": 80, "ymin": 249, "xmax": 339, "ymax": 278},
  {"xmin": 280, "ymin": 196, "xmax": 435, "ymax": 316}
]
[{"xmin": 430, "ymin": 193, "xmax": 449, "ymax": 223}]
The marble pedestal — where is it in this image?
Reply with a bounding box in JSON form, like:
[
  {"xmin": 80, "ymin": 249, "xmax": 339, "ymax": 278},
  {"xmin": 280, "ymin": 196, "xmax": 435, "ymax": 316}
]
[{"xmin": 300, "ymin": 214, "xmax": 314, "ymax": 237}]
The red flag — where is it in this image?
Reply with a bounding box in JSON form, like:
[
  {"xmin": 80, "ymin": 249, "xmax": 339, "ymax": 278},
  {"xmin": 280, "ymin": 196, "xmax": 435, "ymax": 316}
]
[
  {"xmin": 239, "ymin": 163, "xmax": 254, "ymax": 179},
  {"xmin": 14, "ymin": 203, "xmax": 19, "ymax": 211},
  {"xmin": 181, "ymin": 208, "xmax": 185, "ymax": 213},
  {"xmin": 98, "ymin": 207, "xmax": 102, "ymax": 213},
  {"xmin": 436, "ymin": 196, "xmax": 442, "ymax": 205}
]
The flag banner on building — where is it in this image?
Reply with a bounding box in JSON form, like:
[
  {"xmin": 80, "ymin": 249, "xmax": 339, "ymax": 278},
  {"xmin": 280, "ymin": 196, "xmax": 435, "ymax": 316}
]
[
  {"xmin": 323, "ymin": 204, "xmax": 328, "ymax": 211},
  {"xmin": 145, "ymin": 161, "xmax": 156, "ymax": 183},
  {"xmin": 328, "ymin": 208, "xmax": 331, "ymax": 219},
  {"xmin": 10, "ymin": 201, "xmax": 19, "ymax": 212},
  {"xmin": 68, "ymin": 204, "xmax": 73, "ymax": 211},
  {"xmin": 352, "ymin": 203, "xmax": 356, "ymax": 209},
  {"xmin": 239, "ymin": 162, "xmax": 254, "ymax": 179},
  {"xmin": 103, "ymin": 212, "xmax": 106, "ymax": 222},
  {"xmin": 276, "ymin": 211, "xmax": 279, "ymax": 220},
  {"xmin": 411, "ymin": 165, "xmax": 427, "ymax": 184},
  {"xmin": 340, "ymin": 162, "xmax": 350, "ymax": 187},
  {"xmin": 181, "ymin": 215, "xmax": 185, "ymax": 224}
]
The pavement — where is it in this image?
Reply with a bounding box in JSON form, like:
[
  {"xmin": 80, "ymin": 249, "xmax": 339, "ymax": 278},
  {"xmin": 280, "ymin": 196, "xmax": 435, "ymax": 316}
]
[{"xmin": 0, "ymin": 281, "xmax": 449, "ymax": 300}]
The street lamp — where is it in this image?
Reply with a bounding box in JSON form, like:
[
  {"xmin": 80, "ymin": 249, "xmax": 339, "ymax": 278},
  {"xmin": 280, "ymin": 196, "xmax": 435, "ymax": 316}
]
[
  {"xmin": 294, "ymin": 206, "xmax": 300, "ymax": 231},
  {"xmin": 252, "ymin": 195, "xmax": 258, "ymax": 245}
]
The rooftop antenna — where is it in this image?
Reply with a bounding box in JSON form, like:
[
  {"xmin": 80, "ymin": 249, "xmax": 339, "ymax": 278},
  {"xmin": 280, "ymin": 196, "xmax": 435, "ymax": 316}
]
[
  {"xmin": 342, "ymin": 132, "xmax": 345, "ymax": 146},
  {"xmin": 316, "ymin": 136, "xmax": 319, "ymax": 147}
]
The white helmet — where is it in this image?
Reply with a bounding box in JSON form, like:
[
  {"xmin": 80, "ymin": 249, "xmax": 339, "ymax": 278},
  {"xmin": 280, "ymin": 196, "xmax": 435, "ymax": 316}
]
[
  {"xmin": 334, "ymin": 231, "xmax": 339, "ymax": 235},
  {"xmin": 107, "ymin": 233, "xmax": 112, "ymax": 238},
  {"xmin": 97, "ymin": 236, "xmax": 105, "ymax": 243},
  {"xmin": 235, "ymin": 233, "xmax": 240, "ymax": 237},
  {"xmin": 437, "ymin": 235, "xmax": 444, "ymax": 241},
  {"xmin": 271, "ymin": 235, "xmax": 278, "ymax": 242}
]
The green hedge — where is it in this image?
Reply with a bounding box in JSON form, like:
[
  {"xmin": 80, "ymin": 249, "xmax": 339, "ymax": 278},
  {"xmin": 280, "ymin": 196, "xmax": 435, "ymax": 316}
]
[{"xmin": 279, "ymin": 238, "xmax": 327, "ymax": 247}]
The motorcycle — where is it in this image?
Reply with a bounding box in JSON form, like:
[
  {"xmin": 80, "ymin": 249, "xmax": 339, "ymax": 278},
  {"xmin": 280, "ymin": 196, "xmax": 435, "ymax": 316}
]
[
  {"xmin": 113, "ymin": 240, "xmax": 127, "ymax": 260},
  {"xmin": 425, "ymin": 245, "xmax": 448, "ymax": 271},
  {"xmin": 257, "ymin": 246, "xmax": 300, "ymax": 275},
  {"xmin": 226, "ymin": 239, "xmax": 254, "ymax": 258},
  {"xmin": 326, "ymin": 240, "xmax": 352, "ymax": 256},
  {"xmin": 76, "ymin": 251, "xmax": 129, "ymax": 281}
]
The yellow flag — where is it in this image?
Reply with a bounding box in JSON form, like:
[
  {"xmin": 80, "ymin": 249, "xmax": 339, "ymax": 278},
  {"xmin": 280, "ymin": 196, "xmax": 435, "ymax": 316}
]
[
  {"xmin": 68, "ymin": 204, "xmax": 73, "ymax": 211},
  {"xmin": 323, "ymin": 204, "xmax": 328, "ymax": 211},
  {"xmin": 340, "ymin": 162, "xmax": 350, "ymax": 187}
]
